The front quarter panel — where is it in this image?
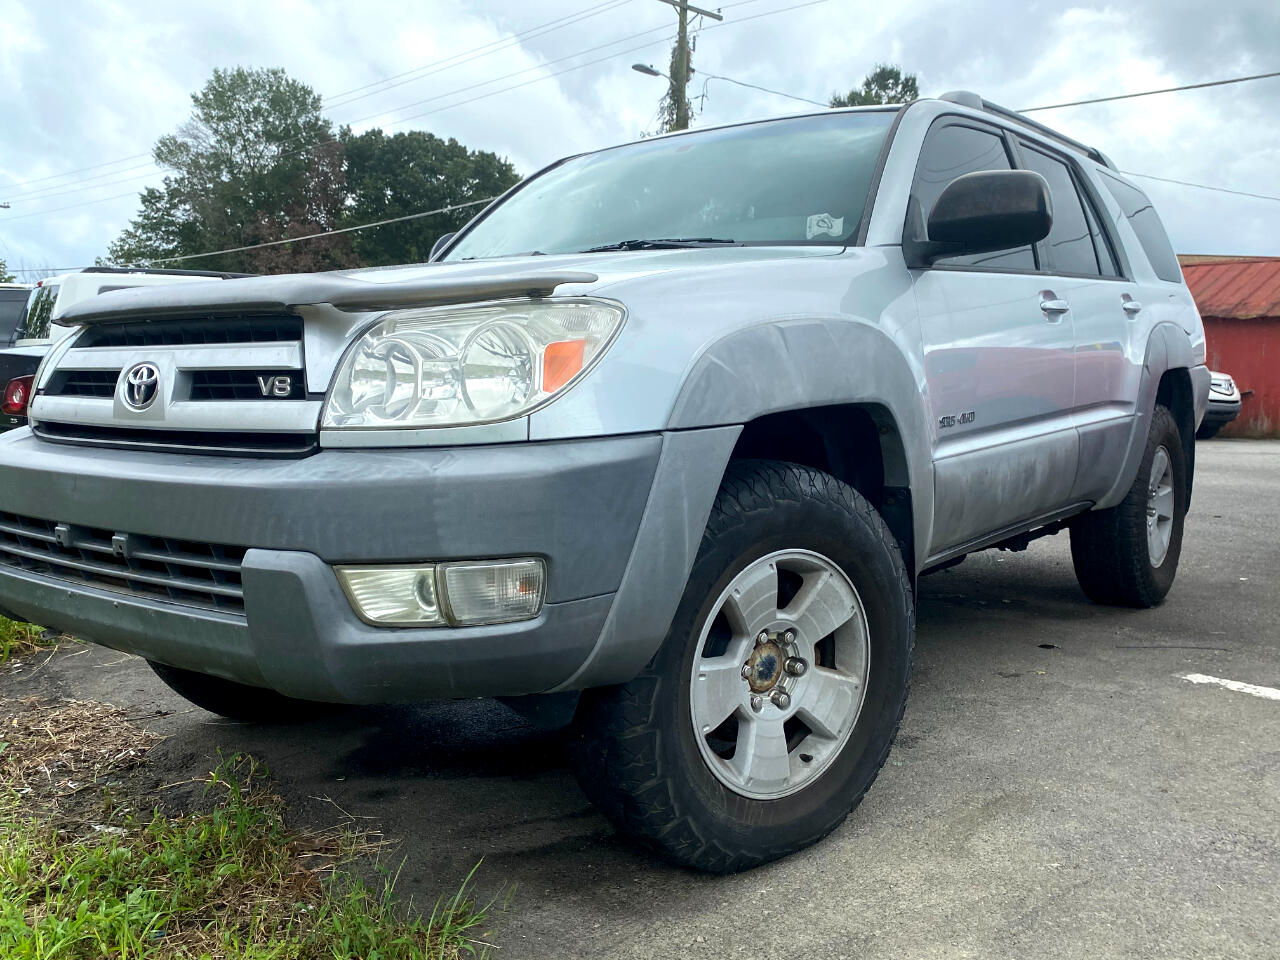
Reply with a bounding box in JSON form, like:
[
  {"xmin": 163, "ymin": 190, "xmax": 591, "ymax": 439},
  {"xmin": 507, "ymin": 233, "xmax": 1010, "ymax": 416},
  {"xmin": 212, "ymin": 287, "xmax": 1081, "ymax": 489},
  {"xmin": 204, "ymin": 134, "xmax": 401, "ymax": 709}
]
[{"xmin": 526, "ymin": 251, "xmax": 930, "ymax": 560}]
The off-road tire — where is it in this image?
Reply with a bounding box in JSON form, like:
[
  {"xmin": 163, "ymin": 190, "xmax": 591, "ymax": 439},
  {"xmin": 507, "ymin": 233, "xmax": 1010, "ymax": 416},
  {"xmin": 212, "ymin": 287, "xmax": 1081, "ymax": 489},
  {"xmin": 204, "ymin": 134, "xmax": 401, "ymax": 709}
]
[
  {"xmin": 1070, "ymin": 404, "xmax": 1187, "ymax": 608},
  {"xmin": 148, "ymin": 661, "xmax": 341, "ymax": 723},
  {"xmin": 570, "ymin": 459, "xmax": 914, "ymax": 873}
]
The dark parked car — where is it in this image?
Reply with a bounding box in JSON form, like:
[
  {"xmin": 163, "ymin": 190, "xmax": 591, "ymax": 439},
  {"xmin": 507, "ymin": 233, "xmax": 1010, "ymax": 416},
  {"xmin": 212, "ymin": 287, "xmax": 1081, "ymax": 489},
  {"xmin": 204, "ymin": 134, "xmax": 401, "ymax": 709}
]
[{"xmin": 0, "ymin": 283, "xmax": 33, "ymax": 430}]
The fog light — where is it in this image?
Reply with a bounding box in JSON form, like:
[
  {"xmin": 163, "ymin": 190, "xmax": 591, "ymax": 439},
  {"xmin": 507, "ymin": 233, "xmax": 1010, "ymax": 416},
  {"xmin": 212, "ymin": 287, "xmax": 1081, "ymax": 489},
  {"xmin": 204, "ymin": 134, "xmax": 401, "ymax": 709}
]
[
  {"xmin": 441, "ymin": 558, "xmax": 545, "ymax": 625},
  {"xmin": 335, "ymin": 558, "xmax": 545, "ymax": 627},
  {"xmin": 337, "ymin": 565, "xmax": 445, "ymax": 626}
]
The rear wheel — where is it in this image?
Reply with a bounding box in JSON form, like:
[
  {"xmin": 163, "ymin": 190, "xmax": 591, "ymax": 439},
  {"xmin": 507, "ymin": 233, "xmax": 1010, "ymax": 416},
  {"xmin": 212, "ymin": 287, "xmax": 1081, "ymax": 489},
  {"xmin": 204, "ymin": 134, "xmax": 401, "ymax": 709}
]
[
  {"xmin": 1070, "ymin": 404, "xmax": 1187, "ymax": 607},
  {"xmin": 148, "ymin": 661, "xmax": 341, "ymax": 723},
  {"xmin": 570, "ymin": 460, "xmax": 914, "ymax": 872}
]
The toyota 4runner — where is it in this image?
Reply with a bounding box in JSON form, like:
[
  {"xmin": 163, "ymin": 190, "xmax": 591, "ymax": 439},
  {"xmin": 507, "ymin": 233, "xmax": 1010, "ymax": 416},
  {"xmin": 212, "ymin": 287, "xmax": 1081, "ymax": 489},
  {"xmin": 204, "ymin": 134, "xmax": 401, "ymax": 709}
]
[{"xmin": 0, "ymin": 92, "xmax": 1210, "ymax": 872}]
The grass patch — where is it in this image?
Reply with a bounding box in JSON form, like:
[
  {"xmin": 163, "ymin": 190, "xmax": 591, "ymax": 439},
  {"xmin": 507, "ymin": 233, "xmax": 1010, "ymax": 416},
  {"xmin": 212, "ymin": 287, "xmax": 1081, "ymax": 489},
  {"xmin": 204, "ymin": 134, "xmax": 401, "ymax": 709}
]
[
  {"xmin": 0, "ymin": 698, "xmax": 493, "ymax": 959},
  {"xmin": 0, "ymin": 618, "xmax": 60, "ymax": 664}
]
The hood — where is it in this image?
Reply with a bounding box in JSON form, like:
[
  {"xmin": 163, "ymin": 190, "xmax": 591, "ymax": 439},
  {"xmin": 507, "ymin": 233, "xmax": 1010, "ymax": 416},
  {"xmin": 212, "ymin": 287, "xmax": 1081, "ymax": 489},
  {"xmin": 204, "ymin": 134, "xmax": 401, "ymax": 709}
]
[{"xmin": 58, "ymin": 246, "xmax": 842, "ymax": 324}]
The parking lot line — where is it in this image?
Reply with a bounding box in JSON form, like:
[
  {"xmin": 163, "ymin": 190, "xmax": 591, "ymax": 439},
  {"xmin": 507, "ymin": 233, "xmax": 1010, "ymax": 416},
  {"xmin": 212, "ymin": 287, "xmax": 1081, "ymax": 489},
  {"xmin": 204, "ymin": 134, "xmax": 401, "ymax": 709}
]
[{"xmin": 1179, "ymin": 673, "xmax": 1280, "ymax": 702}]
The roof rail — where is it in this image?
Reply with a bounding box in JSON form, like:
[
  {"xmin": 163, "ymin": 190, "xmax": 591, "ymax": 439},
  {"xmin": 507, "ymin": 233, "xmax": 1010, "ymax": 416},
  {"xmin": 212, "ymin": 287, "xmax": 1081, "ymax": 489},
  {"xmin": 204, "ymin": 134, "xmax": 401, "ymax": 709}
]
[
  {"xmin": 79, "ymin": 266, "xmax": 255, "ymax": 280},
  {"xmin": 937, "ymin": 91, "xmax": 1116, "ymax": 169}
]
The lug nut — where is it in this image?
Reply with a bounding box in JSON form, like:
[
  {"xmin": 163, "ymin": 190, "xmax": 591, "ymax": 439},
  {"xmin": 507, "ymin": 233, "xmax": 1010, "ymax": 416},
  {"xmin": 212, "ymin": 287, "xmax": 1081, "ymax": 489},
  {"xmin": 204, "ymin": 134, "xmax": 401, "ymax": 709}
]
[
  {"xmin": 770, "ymin": 690, "xmax": 791, "ymax": 709},
  {"xmin": 750, "ymin": 695, "xmax": 765, "ymax": 713},
  {"xmin": 756, "ymin": 630, "xmax": 770, "ymax": 645},
  {"xmin": 784, "ymin": 657, "xmax": 807, "ymax": 677},
  {"xmin": 783, "ymin": 629, "xmax": 797, "ymax": 645},
  {"xmin": 741, "ymin": 663, "xmax": 752, "ymax": 680}
]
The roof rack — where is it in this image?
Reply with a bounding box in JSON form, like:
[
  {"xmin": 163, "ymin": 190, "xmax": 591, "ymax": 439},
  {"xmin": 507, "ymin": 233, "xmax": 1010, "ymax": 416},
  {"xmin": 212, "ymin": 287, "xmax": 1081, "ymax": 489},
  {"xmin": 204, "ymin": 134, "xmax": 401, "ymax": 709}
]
[
  {"xmin": 80, "ymin": 266, "xmax": 255, "ymax": 280},
  {"xmin": 937, "ymin": 91, "xmax": 1116, "ymax": 169}
]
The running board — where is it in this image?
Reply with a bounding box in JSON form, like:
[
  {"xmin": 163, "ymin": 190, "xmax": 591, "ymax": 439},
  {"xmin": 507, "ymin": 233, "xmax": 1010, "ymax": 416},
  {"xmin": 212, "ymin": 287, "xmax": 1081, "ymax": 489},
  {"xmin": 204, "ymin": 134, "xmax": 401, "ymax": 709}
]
[{"xmin": 921, "ymin": 502, "xmax": 1093, "ymax": 574}]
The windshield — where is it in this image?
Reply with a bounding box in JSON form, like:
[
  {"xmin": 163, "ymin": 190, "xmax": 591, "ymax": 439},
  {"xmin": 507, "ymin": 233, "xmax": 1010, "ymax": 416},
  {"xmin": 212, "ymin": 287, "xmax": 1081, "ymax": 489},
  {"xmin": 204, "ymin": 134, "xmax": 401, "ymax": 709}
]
[{"xmin": 444, "ymin": 110, "xmax": 896, "ymax": 261}]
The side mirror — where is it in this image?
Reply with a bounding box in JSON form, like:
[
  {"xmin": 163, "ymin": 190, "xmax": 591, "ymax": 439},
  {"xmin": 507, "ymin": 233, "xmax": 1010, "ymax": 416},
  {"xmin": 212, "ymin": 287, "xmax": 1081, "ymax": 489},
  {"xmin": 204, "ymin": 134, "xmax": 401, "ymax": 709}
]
[
  {"xmin": 906, "ymin": 169, "xmax": 1052, "ymax": 267},
  {"xmin": 429, "ymin": 232, "xmax": 457, "ymax": 261}
]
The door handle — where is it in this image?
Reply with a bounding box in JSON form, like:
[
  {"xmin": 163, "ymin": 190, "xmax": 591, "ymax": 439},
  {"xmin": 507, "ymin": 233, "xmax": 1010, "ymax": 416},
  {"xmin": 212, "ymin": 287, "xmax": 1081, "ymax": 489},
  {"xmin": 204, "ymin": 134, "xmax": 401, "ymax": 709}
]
[
  {"xmin": 1122, "ymin": 296, "xmax": 1143, "ymax": 317},
  {"xmin": 1040, "ymin": 298, "xmax": 1070, "ymax": 316}
]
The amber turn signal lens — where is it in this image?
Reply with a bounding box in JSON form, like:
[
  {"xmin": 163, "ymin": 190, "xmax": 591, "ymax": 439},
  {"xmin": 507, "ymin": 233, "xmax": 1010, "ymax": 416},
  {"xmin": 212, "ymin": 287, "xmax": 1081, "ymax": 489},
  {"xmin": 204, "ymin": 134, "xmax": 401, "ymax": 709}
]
[{"xmin": 541, "ymin": 339, "xmax": 586, "ymax": 393}]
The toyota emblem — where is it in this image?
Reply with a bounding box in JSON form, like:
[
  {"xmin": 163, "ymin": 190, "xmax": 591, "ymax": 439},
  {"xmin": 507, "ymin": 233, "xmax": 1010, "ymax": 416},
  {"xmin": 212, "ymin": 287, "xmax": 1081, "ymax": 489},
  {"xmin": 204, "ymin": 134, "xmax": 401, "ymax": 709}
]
[{"xmin": 122, "ymin": 362, "xmax": 161, "ymax": 411}]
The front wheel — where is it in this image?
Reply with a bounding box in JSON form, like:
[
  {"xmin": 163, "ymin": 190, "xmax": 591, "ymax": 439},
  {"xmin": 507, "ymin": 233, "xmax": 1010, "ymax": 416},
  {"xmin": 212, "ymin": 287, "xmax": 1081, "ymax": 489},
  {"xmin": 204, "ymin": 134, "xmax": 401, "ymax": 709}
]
[
  {"xmin": 1070, "ymin": 404, "xmax": 1187, "ymax": 607},
  {"xmin": 570, "ymin": 460, "xmax": 914, "ymax": 872}
]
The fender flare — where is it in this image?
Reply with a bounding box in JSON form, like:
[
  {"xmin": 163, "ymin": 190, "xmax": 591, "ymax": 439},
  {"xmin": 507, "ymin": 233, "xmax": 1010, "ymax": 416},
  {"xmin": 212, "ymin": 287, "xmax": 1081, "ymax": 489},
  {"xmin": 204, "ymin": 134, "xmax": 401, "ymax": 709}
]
[
  {"xmin": 1097, "ymin": 322, "xmax": 1200, "ymax": 509},
  {"xmin": 666, "ymin": 315, "xmax": 934, "ymax": 559},
  {"xmin": 552, "ymin": 316, "xmax": 932, "ymax": 692}
]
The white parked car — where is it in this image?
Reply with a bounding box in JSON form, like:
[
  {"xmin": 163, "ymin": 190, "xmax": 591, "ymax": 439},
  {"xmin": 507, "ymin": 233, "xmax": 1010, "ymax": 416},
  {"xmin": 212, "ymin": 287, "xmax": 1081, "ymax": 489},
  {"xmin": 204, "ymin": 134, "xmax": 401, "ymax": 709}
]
[{"xmin": 1196, "ymin": 371, "xmax": 1240, "ymax": 439}]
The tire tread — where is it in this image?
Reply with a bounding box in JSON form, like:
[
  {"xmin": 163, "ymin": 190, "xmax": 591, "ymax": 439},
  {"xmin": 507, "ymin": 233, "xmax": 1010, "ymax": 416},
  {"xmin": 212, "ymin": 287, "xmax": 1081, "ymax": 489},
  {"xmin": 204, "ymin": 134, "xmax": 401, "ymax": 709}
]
[{"xmin": 572, "ymin": 459, "xmax": 914, "ymax": 872}]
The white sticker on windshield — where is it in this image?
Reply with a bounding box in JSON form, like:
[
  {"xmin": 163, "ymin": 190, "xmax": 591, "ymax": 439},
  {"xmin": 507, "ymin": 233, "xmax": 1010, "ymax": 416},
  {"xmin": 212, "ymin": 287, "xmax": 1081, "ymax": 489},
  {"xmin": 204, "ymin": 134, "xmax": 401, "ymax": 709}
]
[{"xmin": 806, "ymin": 213, "xmax": 844, "ymax": 239}]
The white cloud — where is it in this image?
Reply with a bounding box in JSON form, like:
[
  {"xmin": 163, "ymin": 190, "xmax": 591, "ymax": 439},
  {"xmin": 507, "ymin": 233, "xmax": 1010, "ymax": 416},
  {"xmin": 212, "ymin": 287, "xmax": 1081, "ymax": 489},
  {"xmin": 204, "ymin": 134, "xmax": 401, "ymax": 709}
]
[{"xmin": 1, "ymin": 0, "xmax": 1277, "ymax": 275}]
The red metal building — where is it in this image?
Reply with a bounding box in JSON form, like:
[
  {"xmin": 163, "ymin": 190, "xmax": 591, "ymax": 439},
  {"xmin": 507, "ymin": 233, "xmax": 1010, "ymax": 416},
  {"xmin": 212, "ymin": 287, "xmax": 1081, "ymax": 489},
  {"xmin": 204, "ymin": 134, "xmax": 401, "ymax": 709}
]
[{"xmin": 1179, "ymin": 255, "xmax": 1280, "ymax": 438}]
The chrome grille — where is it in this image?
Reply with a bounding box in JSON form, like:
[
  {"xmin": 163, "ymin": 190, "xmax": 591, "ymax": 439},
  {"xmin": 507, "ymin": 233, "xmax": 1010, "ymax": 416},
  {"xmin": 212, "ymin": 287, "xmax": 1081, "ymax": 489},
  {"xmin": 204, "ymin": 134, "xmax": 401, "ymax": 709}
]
[
  {"xmin": 31, "ymin": 312, "xmax": 320, "ymax": 457},
  {"xmin": 0, "ymin": 512, "xmax": 247, "ymax": 614},
  {"xmin": 75, "ymin": 315, "xmax": 303, "ymax": 348},
  {"xmin": 189, "ymin": 369, "xmax": 306, "ymax": 401},
  {"xmin": 45, "ymin": 369, "xmax": 120, "ymax": 398}
]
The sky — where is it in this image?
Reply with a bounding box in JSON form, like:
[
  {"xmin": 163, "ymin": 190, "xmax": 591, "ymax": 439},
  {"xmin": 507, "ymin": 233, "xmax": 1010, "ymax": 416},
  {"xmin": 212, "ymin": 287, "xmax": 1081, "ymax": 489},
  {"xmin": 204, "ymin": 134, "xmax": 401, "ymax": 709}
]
[{"xmin": 1, "ymin": 0, "xmax": 1277, "ymax": 278}]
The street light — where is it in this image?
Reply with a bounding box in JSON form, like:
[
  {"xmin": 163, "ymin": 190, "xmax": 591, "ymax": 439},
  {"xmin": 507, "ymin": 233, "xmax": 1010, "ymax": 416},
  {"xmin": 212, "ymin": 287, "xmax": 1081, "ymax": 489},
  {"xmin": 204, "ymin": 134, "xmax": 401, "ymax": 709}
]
[{"xmin": 632, "ymin": 63, "xmax": 665, "ymax": 78}]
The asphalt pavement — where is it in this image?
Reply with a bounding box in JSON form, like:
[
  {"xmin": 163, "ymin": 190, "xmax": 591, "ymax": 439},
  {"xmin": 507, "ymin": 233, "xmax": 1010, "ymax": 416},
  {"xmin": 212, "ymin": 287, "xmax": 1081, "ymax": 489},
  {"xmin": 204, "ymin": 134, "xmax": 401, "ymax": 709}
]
[{"xmin": 9, "ymin": 439, "xmax": 1278, "ymax": 960}]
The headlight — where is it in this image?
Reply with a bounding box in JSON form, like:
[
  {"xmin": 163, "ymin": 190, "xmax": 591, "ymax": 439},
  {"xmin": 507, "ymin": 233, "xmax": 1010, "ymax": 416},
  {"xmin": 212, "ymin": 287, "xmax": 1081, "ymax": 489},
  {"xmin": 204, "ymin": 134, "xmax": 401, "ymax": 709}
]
[
  {"xmin": 32, "ymin": 330, "xmax": 80, "ymax": 392},
  {"xmin": 323, "ymin": 298, "xmax": 624, "ymax": 429},
  {"xmin": 1209, "ymin": 377, "xmax": 1235, "ymax": 396}
]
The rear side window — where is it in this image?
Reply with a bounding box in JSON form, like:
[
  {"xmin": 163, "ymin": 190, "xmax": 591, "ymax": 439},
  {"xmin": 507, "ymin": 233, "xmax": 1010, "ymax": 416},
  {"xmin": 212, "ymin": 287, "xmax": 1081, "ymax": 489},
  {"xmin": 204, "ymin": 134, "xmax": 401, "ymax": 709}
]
[
  {"xmin": 1080, "ymin": 187, "xmax": 1119, "ymax": 277},
  {"xmin": 1018, "ymin": 145, "xmax": 1100, "ymax": 277},
  {"xmin": 912, "ymin": 122, "xmax": 1035, "ymax": 271},
  {"xmin": 1099, "ymin": 173, "xmax": 1182, "ymax": 283},
  {"xmin": 15, "ymin": 283, "xmax": 59, "ymax": 342},
  {"xmin": 0, "ymin": 293, "xmax": 26, "ymax": 346}
]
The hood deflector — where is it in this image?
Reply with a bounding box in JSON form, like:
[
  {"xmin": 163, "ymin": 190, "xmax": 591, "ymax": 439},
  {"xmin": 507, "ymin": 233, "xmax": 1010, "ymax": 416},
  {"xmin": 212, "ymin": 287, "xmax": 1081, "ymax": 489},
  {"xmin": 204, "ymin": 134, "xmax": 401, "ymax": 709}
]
[{"xmin": 59, "ymin": 270, "xmax": 600, "ymax": 324}]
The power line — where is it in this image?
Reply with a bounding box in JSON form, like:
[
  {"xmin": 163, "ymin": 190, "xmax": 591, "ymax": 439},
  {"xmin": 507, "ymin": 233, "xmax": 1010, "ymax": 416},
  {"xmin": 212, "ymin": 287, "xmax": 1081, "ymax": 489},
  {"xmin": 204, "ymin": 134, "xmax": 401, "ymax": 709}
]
[
  {"xmin": 2, "ymin": 161, "xmax": 160, "ymax": 204},
  {"xmin": 2, "ymin": 0, "xmax": 807, "ymax": 214},
  {"xmin": 15, "ymin": 169, "xmax": 1280, "ymax": 275},
  {"xmin": 1120, "ymin": 170, "xmax": 1280, "ymax": 203},
  {"xmin": 0, "ymin": 190, "xmax": 144, "ymax": 222},
  {"xmin": 0, "ymin": 152, "xmax": 152, "ymax": 192},
  {"xmin": 3, "ymin": 12, "xmax": 682, "ymax": 209},
  {"xmin": 140, "ymin": 197, "xmax": 495, "ymax": 265},
  {"xmin": 1021, "ymin": 70, "xmax": 1280, "ymax": 112},
  {"xmin": 698, "ymin": 72, "xmax": 827, "ymax": 107},
  {"xmin": 341, "ymin": 0, "xmax": 830, "ymax": 132},
  {"xmin": 0, "ymin": 1, "xmax": 635, "ymax": 200},
  {"xmin": 324, "ymin": 0, "xmax": 635, "ymax": 109}
]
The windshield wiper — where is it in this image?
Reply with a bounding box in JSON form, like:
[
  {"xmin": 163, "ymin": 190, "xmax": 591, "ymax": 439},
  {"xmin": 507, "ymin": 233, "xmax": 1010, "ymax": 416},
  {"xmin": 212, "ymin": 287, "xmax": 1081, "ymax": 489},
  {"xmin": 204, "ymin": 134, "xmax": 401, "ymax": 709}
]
[{"xmin": 576, "ymin": 237, "xmax": 739, "ymax": 253}]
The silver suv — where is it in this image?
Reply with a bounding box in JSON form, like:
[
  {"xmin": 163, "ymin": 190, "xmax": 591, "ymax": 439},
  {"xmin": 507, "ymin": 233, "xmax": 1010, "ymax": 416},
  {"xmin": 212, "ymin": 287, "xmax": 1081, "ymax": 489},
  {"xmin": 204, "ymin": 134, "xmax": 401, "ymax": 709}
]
[{"xmin": 0, "ymin": 92, "xmax": 1209, "ymax": 872}]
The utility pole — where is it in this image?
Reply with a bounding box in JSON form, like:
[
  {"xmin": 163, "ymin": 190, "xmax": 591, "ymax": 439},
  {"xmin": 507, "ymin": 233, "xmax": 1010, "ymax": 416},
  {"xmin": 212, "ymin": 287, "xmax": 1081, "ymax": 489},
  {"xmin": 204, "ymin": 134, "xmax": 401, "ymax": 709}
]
[{"xmin": 653, "ymin": 0, "xmax": 722, "ymax": 131}]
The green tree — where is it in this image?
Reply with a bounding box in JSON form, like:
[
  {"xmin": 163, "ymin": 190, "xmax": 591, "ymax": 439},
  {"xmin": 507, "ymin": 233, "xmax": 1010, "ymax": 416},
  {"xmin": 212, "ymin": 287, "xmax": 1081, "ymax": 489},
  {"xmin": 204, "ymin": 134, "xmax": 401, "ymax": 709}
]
[
  {"xmin": 0, "ymin": 258, "xmax": 15, "ymax": 283},
  {"xmin": 106, "ymin": 67, "xmax": 356, "ymax": 274},
  {"xmin": 830, "ymin": 64, "xmax": 919, "ymax": 107},
  {"xmin": 341, "ymin": 128, "xmax": 519, "ymax": 266}
]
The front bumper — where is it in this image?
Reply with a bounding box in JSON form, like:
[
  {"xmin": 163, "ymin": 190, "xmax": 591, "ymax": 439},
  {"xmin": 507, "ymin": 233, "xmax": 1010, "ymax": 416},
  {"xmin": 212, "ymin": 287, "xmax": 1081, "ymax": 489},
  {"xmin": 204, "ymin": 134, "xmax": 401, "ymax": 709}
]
[
  {"xmin": 0, "ymin": 429, "xmax": 661, "ymax": 702},
  {"xmin": 1201, "ymin": 396, "xmax": 1241, "ymax": 426}
]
